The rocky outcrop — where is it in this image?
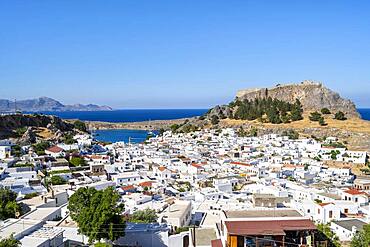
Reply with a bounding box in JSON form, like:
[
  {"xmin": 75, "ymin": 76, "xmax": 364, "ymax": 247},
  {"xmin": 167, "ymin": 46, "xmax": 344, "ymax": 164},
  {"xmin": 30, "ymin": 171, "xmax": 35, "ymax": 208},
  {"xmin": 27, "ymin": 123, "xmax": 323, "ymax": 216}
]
[
  {"xmin": 0, "ymin": 114, "xmax": 74, "ymax": 131},
  {"xmin": 236, "ymin": 80, "xmax": 360, "ymax": 118},
  {"xmin": 207, "ymin": 105, "xmax": 232, "ymax": 119},
  {"xmin": 0, "ymin": 97, "xmax": 112, "ymax": 112},
  {"xmin": 19, "ymin": 127, "xmax": 37, "ymax": 145},
  {"xmin": 0, "ymin": 114, "xmax": 76, "ymax": 141}
]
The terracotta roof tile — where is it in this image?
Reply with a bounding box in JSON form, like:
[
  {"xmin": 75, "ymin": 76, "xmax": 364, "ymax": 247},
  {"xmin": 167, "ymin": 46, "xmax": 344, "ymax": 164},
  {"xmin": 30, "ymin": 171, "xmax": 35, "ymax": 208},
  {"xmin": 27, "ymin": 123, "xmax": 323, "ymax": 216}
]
[
  {"xmin": 47, "ymin": 146, "xmax": 64, "ymax": 153},
  {"xmin": 231, "ymin": 161, "xmax": 252, "ymax": 167},
  {"xmin": 191, "ymin": 163, "xmax": 203, "ymax": 169},
  {"xmin": 344, "ymin": 189, "xmax": 368, "ymax": 196},
  {"xmin": 318, "ymin": 202, "xmax": 333, "ymax": 207},
  {"xmin": 121, "ymin": 185, "xmax": 135, "ymax": 191},
  {"xmin": 139, "ymin": 181, "xmax": 153, "ymax": 187}
]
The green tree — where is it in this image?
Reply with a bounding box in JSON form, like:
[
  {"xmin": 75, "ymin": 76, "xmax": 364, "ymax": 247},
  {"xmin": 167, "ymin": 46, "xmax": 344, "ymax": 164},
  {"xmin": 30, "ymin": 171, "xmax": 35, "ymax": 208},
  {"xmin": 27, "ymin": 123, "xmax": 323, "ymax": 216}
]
[
  {"xmin": 334, "ymin": 111, "xmax": 347, "ymax": 120},
  {"xmin": 0, "ymin": 235, "xmax": 20, "ymax": 247},
  {"xmin": 69, "ymin": 156, "xmax": 86, "ymax": 167},
  {"xmin": 232, "ymin": 97, "xmax": 302, "ymax": 123},
  {"xmin": 129, "ymin": 208, "xmax": 158, "ymax": 223},
  {"xmin": 321, "ymin": 108, "xmax": 331, "ymax": 114},
  {"xmin": 290, "ymin": 99, "xmax": 304, "ymax": 121},
  {"xmin": 170, "ymin": 124, "xmax": 180, "ymax": 133},
  {"xmin": 11, "ymin": 145, "xmax": 22, "ymax": 157},
  {"xmin": 267, "ymin": 107, "xmax": 282, "ymax": 124},
  {"xmin": 68, "ymin": 187, "xmax": 125, "ymax": 243},
  {"xmin": 15, "ymin": 127, "xmax": 27, "ymax": 137},
  {"xmin": 281, "ymin": 114, "xmax": 291, "ymax": 123},
  {"xmin": 50, "ymin": 176, "xmax": 67, "ymax": 185},
  {"xmin": 63, "ymin": 134, "xmax": 76, "ymax": 144},
  {"xmin": 0, "ymin": 188, "xmax": 22, "ymax": 220},
  {"xmin": 33, "ymin": 141, "xmax": 50, "ymax": 155},
  {"xmin": 316, "ymin": 223, "xmax": 341, "ymax": 247},
  {"xmin": 74, "ymin": 120, "xmax": 87, "ymax": 132},
  {"xmin": 330, "ymin": 150, "xmax": 340, "ymax": 160},
  {"xmin": 158, "ymin": 128, "xmax": 165, "ymax": 136},
  {"xmin": 351, "ymin": 224, "xmax": 370, "ymax": 247}
]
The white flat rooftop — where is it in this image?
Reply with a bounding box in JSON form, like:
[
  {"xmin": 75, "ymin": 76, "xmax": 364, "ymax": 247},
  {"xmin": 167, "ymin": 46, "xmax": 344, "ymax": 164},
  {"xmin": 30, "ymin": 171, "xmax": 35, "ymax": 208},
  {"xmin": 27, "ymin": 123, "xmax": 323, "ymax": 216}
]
[{"xmin": 0, "ymin": 219, "xmax": 42, "ymax": 239}]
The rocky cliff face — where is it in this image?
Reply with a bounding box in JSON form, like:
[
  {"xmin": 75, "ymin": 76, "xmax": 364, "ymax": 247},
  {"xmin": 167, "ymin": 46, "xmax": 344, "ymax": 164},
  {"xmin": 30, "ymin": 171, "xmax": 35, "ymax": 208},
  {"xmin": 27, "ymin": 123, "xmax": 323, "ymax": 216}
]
[
  {"xmin": 235, "ymin": 81, "xmax": 359, "ymax": 118},
  {"xmin": 0, "ymin": 114, "xmax": 76, "ymax": 142},
  {"xmin": 0, "ymin": 114, "xmax": 73, "ymax": 131},
  {"xmin": 0, "ymin": 97, "xmax": 112, "ymax": 112}
]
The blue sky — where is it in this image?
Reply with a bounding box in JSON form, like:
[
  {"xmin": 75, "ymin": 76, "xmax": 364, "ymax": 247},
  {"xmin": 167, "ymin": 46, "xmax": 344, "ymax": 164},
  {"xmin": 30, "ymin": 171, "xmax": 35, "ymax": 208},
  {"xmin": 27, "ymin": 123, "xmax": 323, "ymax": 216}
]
[{"xmin": 0, "ymin": 0, "xmax": 369, "ymax": 108}]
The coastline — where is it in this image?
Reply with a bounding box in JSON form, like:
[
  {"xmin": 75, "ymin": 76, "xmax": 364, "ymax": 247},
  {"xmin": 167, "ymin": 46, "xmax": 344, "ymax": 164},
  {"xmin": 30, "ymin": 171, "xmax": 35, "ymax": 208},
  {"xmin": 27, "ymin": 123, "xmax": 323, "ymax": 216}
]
[{"xmin": 84, "ymin": 118, "xmax": 192, "ymax": 130}]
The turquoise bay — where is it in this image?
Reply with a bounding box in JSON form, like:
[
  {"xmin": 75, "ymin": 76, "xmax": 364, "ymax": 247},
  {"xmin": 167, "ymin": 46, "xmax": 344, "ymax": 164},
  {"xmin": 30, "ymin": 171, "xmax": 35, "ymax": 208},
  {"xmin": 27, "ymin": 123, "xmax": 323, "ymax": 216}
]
[{"xmin": 95, "ymin": 129, "xmax": 150, "ymax": 144}]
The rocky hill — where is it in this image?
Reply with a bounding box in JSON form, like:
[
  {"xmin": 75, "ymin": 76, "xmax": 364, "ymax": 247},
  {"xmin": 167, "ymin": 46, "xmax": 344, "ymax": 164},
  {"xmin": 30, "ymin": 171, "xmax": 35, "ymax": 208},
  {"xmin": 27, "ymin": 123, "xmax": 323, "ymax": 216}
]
[
  {"xmin": 0, "ymin": 114, "xmax": 79, "ymax": 144},
  {"xmin": 0, "ymin": 97, "xmax": 112, "ymax": 112},
  {"xmin": 235, "ymin": 81, "xmax": 359, "ymax": 118},
  {"xmin": 207, "ymin": 81, "xmax": 360, "ymax": 119}
]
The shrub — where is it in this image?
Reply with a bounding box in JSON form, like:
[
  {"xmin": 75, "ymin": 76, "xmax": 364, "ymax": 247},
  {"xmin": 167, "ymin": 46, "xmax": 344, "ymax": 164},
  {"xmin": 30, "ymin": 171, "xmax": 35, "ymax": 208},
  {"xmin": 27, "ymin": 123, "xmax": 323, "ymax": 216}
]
[
  {"xmin": 170, "ymin": 124, "xmax": 180, "ymax": 132},
  {"xmin": 69, "ymin": 156, "xmax": 86, "ymax": 167},
  {"xmin": 334, "ymin": 111, "xmax": 347, "ymax": 120},
  {"xmin": 129, "ymin": 208, "xmax": 158, "ymax": 223},
  {"xmin": 50, "ymin": 176, "xmax": 67, "ymax": 185},
  {"xmin": 11, "ymin": 145, "xmax": 22, "ymax": 157},
  {"xmin": 282, "ymin": 130, "xmax": 299, "ymax": 140},
  {"xmin": 15, "ymin": 127, "xmax": 27, "ymax": 137},
  {"xmin": 321, "ymin": 108, "xmax": 331, "ymax": 114},
  {"xmin": 33, "ymin": 141, "xmax": 50, "ymax": 156},
  {"xmin": 319, "ymin": 117, "xmax": 327, "ymax": 126},
  {"xmin": 24, "ymin": 192, "xmax": 38, "ymax": 199},
  {"xmin": 0, "ymin": 235, "xmax": 20, "ymax": 247},
  {"xmin": 74, "ymin": 120, "xmax": 87, "ymax": 132},
  {"xmin": 309, "ymin": 111, "xmax": 322, "ymax": 121},
  {"xmin": 13, "ymin": 163, "xmax": 33, "ymax": 168}
]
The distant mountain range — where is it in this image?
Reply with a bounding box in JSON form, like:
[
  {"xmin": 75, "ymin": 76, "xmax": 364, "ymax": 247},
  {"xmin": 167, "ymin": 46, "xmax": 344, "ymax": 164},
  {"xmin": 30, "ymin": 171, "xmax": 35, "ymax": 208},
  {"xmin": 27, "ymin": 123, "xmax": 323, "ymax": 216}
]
[{"xmin": 0, "ymin": 97, "xmax": 112, "ymax": 112}]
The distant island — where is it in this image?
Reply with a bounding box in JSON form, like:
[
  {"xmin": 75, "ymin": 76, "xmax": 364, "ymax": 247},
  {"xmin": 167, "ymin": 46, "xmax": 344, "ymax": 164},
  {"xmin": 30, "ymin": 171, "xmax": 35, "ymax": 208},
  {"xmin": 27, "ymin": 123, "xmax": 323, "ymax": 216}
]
[{"xmin": 0, "ymin": 97, "xmax": 112, "ymax": 112}]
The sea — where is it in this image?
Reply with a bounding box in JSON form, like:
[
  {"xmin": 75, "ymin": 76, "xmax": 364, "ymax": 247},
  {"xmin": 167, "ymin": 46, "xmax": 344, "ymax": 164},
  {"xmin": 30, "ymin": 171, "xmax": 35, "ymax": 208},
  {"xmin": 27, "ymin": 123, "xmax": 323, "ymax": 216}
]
[
  {"xmin": 358, "ymin": 108, "xmax": 370, "ymax": 120},
  {"xmin": 40, "ymin": 109, "xmax": 208, "ymax": 143},
  {"xmin": 39, "ymin": 108, "xmax": 370, "ymax": 144}
]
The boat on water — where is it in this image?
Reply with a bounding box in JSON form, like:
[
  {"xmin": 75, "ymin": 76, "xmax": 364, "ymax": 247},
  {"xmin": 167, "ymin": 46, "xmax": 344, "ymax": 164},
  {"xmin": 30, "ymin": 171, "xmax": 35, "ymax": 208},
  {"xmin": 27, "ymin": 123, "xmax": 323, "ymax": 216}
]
[{"xmin": 147, "ymin": 119, "xmax": 154, "ymax": 136}]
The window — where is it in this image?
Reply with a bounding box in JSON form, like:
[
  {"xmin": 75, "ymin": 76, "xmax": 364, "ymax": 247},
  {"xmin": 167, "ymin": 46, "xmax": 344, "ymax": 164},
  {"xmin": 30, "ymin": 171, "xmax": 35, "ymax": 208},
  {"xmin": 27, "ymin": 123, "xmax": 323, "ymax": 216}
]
[
  {"xmin": 329, "ymin": 211, "xmax": 333, "ymax": 218},
  {"xmin": 344, "ymin": 209, "xmax": 348, "ymax": 214}
]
